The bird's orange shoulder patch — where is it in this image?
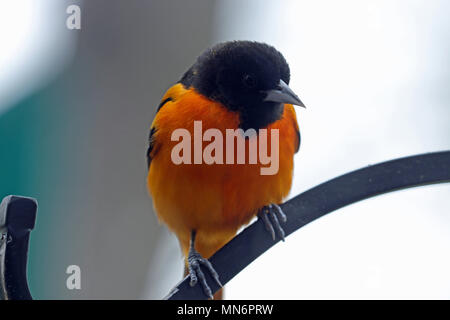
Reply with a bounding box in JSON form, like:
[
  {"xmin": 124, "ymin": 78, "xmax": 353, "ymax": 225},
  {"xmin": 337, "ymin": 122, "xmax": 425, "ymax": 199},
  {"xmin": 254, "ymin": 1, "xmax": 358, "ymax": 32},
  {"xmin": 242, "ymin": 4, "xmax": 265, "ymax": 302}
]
[{"xmin": 147, "ymin": 83, "xmax": 192, "ymax": 168}]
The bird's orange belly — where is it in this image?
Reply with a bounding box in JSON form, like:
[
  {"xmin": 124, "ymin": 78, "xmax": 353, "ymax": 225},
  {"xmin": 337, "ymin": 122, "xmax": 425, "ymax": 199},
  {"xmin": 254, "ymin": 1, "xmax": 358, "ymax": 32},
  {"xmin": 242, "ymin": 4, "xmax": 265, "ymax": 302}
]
[
  {"xmin": 147, "ymin": 132, "xmax": 294, "ymax": 257},
  {"xmin": 147, "ymin": 89, "xmax": 298, "ymax": 257}
]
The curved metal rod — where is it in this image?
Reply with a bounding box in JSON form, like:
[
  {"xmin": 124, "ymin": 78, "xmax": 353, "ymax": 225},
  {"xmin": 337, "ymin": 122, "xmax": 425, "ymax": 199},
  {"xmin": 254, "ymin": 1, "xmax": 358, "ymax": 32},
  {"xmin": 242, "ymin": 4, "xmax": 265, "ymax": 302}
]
[
  {"xmin": 0, "ymin": 195, "xmax": 37, "ymax": 300},
  {"xmin": 166, "ymin": 151, "xmax": 450, "ymax": 300}
]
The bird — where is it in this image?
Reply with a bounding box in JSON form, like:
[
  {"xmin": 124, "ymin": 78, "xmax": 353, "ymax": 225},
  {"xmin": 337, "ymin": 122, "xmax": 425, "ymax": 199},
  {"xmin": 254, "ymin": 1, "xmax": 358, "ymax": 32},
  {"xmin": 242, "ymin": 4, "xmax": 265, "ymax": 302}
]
[{"xmin": 146, "ymin": 41, "xmax": 305, "ymax": 299}]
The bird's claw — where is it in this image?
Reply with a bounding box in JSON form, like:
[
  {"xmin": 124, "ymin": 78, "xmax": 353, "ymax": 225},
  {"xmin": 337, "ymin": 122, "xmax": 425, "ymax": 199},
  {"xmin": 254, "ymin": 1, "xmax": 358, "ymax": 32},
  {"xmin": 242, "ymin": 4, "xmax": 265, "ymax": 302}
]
[
  {"xmin": 258, "ymin": 203, "xmax": 287, "ymax": 241},
  {"xmin": 187, "ymin": 249, "xmax": 222, "ymax": 299}
]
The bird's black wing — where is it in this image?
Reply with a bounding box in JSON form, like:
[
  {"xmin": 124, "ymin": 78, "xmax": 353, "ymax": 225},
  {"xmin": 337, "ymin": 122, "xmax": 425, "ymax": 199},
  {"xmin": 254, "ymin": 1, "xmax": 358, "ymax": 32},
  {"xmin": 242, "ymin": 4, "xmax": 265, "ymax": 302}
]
[
  {"xmin": 147, "ymin": 87, "xmax": 179, "ymax": 170},
  {"xmin": 295, "ymin": 128, "xmax": 301, "ymax": 153},
  {"xmin": 146, "ymin": 126, "xmax": 158, "ymax": 169}
]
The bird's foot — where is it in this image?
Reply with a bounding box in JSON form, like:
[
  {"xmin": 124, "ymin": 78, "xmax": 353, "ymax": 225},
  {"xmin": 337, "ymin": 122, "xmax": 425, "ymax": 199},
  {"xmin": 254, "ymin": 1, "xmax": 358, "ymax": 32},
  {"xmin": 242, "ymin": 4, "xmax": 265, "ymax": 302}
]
[
  {"xmin": 187, "ymin": 248, "xmax": 222, "ymax": 299},
  {"xmin": 258, "ymin": 203, "xmax": 287, "ymax": 241}
]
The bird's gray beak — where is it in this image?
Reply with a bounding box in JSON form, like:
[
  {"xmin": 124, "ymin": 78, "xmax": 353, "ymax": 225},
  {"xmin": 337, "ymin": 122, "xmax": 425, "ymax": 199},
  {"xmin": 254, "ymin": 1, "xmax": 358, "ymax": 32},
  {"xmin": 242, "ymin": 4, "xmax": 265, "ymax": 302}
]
[{"xmin": 263, "ymin": 80, "xmax": 306, "ymax": 108}]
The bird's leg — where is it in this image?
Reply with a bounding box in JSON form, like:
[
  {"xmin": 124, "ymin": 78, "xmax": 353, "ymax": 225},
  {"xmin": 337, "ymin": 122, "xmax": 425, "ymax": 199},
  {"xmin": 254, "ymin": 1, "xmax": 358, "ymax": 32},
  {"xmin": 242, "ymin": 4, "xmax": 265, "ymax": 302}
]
[
  {"xmin": 187, "ymin": 230, "xmax": 222, "ymax": 299},
  {"xmin": 258, "ymin": 203, "xmax": 287, "ymax": 241}
]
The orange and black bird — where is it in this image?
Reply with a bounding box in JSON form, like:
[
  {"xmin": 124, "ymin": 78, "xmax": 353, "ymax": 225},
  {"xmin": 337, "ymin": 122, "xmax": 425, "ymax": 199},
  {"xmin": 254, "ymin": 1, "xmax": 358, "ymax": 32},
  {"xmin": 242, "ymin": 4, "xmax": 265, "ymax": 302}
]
[{"xmin": 147, "ymin": 41, "xmax": 305, "ymax": 299}]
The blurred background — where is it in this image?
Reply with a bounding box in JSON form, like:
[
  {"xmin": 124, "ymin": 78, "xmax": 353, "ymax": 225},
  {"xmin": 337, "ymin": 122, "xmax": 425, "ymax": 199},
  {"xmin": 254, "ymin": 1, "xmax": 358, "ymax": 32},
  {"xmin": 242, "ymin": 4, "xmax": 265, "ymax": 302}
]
[{"xmin": 0, "ymin": 0, "xmax": 449, "ymax": 299}]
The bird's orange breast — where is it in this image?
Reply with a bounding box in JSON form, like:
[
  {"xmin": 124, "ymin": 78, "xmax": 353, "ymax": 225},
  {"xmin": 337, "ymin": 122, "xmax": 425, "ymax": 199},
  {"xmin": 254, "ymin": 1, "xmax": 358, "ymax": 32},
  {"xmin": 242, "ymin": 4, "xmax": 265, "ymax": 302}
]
[{"xmin": 147, "ymin": 84, "xmax": 299, "ymax": 257}]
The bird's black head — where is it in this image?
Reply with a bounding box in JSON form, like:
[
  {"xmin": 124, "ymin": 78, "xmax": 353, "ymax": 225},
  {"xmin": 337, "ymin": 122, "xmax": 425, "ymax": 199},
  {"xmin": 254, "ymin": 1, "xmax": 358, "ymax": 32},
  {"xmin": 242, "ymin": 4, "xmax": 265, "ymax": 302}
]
[{"xmin": 179, "ymin": 41, "xmax": 305, "ymax": 130}]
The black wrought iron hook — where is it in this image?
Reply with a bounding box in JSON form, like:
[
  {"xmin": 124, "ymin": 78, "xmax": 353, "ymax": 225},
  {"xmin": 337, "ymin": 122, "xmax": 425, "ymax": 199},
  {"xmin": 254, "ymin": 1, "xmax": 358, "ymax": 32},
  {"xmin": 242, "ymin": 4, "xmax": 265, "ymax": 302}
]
[
  {"xmin": 1, "ymin": 151, "xmax": 449, "ymax": 300},
  {"xmin": 166, "ymin": 150, "xmax": 450, "ymax": 299},
  {"xmin": 0, "ymin": 195, "xmax": 37, "ymax": 300}
]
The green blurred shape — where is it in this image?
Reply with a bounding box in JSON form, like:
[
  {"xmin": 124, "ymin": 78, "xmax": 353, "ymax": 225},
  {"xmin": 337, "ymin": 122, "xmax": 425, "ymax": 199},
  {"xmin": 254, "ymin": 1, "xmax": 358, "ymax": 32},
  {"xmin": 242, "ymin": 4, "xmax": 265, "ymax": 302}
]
[{"xmin": 0, "ymin": 82, "xmax": 69, "ymax": 299}]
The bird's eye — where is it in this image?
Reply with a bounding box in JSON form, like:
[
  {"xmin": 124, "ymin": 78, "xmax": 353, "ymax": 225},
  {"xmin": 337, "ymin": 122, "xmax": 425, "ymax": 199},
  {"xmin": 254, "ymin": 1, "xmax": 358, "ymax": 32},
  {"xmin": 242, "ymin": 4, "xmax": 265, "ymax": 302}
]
[{"xmin": 242, "ymin": 74, "xmax": 257, "ymax": 89}]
